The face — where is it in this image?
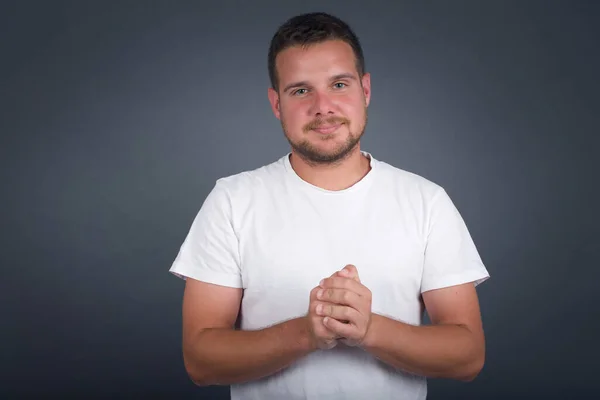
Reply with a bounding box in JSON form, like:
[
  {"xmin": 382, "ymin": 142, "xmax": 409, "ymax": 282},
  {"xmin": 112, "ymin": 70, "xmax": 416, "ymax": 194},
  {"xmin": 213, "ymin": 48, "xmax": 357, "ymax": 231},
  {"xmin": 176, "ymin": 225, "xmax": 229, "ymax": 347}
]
[{"xmin": 268, "ymin": 40, "xmax": 371, "ymax": 165}]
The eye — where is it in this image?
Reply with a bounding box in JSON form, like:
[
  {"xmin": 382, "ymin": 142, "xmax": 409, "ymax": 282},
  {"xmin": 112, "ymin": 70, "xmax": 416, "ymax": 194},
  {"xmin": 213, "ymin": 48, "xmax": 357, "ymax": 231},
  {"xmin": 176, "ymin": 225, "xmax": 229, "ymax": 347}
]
[
  {"xmin": 333, "ymin": 82, "xmax": 347, "ymax": 89},
  {"xmin": 293, "ymin": 88, "xmax": 308, "ymax": 96}
]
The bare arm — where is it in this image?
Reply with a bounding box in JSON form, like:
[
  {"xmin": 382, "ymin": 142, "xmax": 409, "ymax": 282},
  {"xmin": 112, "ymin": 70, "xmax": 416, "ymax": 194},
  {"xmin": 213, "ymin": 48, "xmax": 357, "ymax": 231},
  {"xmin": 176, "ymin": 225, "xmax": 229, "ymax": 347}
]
[
  {"xmin": 182, "ymin": 278, "xmax": 316, "ymax": 386},
  {"xmin": 360, "ymin": 283, "xmax": 485, "ymax": 381}
]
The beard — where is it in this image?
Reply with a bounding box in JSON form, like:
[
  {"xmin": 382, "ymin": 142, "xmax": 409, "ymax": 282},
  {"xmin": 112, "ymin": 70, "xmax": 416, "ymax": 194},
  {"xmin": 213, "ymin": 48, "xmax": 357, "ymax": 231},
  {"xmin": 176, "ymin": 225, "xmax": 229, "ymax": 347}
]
[{"xmin": 281, "ymin": 109, "xmax": 368, "ymax": 166}]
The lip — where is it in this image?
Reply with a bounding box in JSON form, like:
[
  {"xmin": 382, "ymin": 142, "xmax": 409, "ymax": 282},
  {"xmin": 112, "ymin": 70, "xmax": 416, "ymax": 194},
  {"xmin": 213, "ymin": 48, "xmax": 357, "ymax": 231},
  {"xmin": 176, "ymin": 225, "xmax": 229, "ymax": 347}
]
[{"xmin": 312, "ymin": 124, "xmax": 342, "ymax": 134}]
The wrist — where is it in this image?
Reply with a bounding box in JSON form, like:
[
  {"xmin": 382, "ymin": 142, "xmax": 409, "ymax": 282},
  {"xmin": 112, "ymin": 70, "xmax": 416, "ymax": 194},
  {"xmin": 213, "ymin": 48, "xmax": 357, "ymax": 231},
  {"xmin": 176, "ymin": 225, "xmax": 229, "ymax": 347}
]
[
  {"xmin": 360, "ymin": 313, "xmax": 380, "ymax": 349},
  {"xmin": 294, "ymin": 316, "xmax": 318, "ymax": 353}
]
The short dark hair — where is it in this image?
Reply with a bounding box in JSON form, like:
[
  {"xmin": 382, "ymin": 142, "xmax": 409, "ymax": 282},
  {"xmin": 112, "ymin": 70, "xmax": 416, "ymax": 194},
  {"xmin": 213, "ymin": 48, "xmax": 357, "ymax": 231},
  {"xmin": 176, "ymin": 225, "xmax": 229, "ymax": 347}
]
[{"xmin": 268, "ymin": 12, "xmax": 366, "ymax": 92}]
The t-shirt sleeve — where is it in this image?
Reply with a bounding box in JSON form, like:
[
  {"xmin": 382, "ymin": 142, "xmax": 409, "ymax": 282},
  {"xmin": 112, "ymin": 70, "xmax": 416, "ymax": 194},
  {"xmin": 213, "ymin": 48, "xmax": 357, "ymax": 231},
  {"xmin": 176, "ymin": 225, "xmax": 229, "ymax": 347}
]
[
  {"xmin": 169, "ymin": 180, "xmax": 243, "ymax": 288},
  {"xmin": 420, "ymin": 187, "xmax": 490, "ymax": 293}
]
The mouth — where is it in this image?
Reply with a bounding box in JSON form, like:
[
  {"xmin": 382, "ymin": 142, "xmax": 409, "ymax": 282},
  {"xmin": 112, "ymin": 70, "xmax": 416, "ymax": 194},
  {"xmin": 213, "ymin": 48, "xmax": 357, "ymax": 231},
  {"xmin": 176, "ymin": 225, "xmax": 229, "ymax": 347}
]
[{"xmin": 312, "ymin": 124, "xmax": 342, "ymax": 135}]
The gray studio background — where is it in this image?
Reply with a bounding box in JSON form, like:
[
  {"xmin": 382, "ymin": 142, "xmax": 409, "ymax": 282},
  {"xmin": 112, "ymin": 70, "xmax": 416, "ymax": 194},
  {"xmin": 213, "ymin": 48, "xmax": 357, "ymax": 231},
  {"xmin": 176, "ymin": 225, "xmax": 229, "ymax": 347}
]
[{"xmin": 2, "ymin": 1, "xmax": 598, "ymax": 399}]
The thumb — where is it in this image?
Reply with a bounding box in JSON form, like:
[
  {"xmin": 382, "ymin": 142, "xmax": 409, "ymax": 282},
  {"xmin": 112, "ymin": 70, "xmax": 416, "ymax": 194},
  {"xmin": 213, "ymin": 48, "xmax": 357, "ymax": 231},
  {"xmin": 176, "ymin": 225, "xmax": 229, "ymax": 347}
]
[{"xmin": 337, "ymin": 264, "xmax": 360, "ymax": 282}]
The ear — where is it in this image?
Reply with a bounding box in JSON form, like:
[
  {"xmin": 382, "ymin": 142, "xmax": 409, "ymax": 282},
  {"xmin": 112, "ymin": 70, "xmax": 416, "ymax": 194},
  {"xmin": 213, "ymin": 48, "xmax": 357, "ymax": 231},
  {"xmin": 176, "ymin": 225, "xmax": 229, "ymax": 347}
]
[
  {"xmin": 361, "ymin": 72, "xmax": 371, "ymax": 108},
  {"xmin": 267, "ymin": 87, "xmax": 281, "ymax": 120}
]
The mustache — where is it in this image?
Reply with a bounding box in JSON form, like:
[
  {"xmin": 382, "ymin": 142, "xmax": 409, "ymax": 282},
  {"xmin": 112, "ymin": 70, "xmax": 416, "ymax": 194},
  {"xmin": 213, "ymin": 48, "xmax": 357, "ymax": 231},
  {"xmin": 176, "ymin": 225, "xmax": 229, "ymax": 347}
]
[{"xmin": 303, "ymin": 117, "xmax": 350, "ymax": 132}]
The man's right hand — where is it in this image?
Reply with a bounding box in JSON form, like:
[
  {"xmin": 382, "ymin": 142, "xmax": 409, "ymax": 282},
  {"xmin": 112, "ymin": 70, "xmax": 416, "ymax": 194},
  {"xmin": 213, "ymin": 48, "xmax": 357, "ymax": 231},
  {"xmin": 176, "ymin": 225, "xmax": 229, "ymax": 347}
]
[
  {"xmin": 305, "ymin": 265, "xmax": 362, "ymax": 350},
  {"xmin": 306, "ymin": 285, "xmax": 340, "ymax": 350}
]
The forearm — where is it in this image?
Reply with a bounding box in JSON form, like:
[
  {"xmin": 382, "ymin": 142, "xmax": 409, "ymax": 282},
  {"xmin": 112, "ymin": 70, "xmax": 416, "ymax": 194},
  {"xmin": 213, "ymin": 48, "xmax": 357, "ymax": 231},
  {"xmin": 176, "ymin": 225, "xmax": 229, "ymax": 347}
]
[
  {"xmin": 184, "ymin": 317, "xmax": 315, "ymax": 386},
  {"xmin": 361, "ymin": 314, "xmax": 484, "ymax": 381}
]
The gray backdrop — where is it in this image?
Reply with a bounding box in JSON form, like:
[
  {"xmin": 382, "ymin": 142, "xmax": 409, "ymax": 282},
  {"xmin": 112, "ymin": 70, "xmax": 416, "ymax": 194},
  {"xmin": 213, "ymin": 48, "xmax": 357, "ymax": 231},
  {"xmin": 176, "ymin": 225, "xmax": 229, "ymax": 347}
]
[{"xmin": 2, "ymin": 1, "xmax": 598, "ymax": 399}]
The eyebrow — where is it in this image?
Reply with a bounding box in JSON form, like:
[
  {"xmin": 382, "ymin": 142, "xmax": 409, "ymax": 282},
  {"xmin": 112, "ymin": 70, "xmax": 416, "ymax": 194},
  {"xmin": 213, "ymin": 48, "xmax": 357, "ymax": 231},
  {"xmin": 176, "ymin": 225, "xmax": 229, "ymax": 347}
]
[{"xmin": 282, "ymin": 73, "xmax": 358, "ymax": 94}]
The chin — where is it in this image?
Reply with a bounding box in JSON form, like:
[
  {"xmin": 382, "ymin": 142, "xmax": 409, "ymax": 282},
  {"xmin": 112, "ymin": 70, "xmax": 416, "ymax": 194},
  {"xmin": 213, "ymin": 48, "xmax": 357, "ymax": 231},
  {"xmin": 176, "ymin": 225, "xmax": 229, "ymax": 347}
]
[{"xmin": 294, "ymin": 140, "xmax": 358, "ymax": 164}]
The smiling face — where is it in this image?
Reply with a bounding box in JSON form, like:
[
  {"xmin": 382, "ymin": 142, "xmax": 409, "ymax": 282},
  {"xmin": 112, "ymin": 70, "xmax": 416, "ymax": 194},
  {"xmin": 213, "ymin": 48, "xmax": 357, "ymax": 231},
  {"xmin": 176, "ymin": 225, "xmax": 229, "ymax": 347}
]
[{"xmin": 268, "ymin": 39, "xmax": 371, "ymax": 164}]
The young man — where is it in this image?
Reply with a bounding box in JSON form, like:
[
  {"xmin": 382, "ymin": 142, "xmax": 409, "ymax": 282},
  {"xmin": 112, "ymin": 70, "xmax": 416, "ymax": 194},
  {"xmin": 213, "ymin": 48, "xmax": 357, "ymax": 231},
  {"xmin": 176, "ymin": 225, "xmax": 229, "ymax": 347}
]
[{"xmin": 169, "ymin": 12, "xmax": 490, "ymax": 400}]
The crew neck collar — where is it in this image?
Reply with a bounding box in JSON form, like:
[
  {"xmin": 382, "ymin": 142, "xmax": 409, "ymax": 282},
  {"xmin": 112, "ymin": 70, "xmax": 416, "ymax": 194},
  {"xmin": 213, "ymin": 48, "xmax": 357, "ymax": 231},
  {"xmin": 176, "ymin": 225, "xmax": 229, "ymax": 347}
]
[{"xmin": 283, "ymin": 150, "xmax": 377, "ymax": 195}]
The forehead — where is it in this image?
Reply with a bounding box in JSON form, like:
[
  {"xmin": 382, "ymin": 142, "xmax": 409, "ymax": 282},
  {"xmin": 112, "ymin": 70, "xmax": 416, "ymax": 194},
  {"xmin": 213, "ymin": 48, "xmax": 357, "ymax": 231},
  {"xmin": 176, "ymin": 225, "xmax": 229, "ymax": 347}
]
[{"xmin": 276, "ymin": 40, "xmax": 358, "ymax": 82}]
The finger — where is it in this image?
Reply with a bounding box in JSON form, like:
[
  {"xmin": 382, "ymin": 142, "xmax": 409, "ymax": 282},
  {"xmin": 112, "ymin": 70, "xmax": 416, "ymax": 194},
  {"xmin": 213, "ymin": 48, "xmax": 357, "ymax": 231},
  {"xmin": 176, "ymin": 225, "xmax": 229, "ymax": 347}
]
[
  {"xmin": 323, "ymin": 316, "xmax": 357, "ymax": 339},
  {"xmin": 310, "ymin": 286, "xmax": 321, "ymax": 299},
  {"xmin": 315, "ymin": 319, "xmax": 342, "ymax": 338},
  {"xmin": 336, "ymin": 270, "xmax": 360, "ymax": 283},
  {"xmin": 316, "ymin": 302, "xmax": 361, "ymax": 323},
  {"xmin": 320, "ymin": 277, "xmax": 370, "ymax": 298},
  {"xmin": 320, "ymin": 339, "xmax": 337, "ymax": 350},
  {"xmin": 317, "ymin": 287, "xmax": 361, "ymax": 308},
  {"xmin": 340, "ymin": 264, "xmax": 360, "ymax": 281}
]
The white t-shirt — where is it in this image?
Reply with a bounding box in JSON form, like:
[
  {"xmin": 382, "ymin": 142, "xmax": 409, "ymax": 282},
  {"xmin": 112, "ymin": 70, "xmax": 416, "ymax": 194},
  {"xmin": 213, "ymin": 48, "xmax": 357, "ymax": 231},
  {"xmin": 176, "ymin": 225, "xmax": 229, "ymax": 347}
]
[{"xmin": 169, "ymin": 151, "xmax": 490, "ymax": 400}]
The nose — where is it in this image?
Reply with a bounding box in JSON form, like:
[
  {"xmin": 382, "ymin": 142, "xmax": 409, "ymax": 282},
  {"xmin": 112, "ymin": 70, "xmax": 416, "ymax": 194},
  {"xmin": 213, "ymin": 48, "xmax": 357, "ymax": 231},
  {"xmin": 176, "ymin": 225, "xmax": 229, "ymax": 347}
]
[{"xmin": 309, "ymin": 91, "xmax": 336, "ymax": 116}]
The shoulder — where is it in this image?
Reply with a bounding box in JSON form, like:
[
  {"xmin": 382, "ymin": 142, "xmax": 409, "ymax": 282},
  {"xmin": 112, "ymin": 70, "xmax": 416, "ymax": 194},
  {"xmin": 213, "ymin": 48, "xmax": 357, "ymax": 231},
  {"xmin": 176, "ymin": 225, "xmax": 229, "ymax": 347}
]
[
  {"xmin": 372, "ymin": 156, "xmax": 445, "ymax": 204},
  {"xmin": 209, "ymin": 154, "xmax": 288, "ymax": 204},
  {"xmin": 370, "ymin": 155, "xmax": 465, "ymax": 237}
]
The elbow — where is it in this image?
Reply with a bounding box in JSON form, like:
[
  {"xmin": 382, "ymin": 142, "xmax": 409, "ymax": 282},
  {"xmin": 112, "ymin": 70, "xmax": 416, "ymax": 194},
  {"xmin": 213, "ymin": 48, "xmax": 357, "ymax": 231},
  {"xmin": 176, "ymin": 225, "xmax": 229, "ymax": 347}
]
[
  {"xmin": 184, "ymin": 361, "xmax": 208, "ymax": 387},
  {"xmin": 457, "ymin": 353, "xmax": 485, "ymax": 382},
  {"xmin": 458, "ymin": 368, "xmax": 481, "ymax": 382},
  {"xmin": 456, "ymin": 333, "xmax": 486, "ymax": 382},
  {"xmin": 183, "ymin": 350, "xmax": 215, "ymax": 387},
  {"xmin": 185, "ymin": 363, "xmax": 217, "ymax": 387},
  {"xmin": 189, "ymin": 375, "xmax": 209, "ymax": 387},
  {"xmin": 186, "ymin": 369, "xmax": 210, "ymax": 387},
  {"xmin": 186, "ymin": 364, "xmax": 232, "ymax": 387}
]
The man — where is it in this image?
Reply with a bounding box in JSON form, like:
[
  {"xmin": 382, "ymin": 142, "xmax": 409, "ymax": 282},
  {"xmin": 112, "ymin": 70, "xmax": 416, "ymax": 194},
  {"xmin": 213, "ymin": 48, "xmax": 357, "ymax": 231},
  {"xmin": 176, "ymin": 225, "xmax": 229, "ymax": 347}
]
[{"xmin": 169, "ymin": 12, "xmax": 490, "ymax": 400}]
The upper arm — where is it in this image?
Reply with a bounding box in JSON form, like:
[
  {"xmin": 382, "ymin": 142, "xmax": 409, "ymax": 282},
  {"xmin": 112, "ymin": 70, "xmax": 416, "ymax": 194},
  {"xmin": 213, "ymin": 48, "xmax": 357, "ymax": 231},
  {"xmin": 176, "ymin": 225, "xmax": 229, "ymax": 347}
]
[
  {"xmin": 418, "ymin": 187, "xmax": 488, "ymax": 344},
  {"xmin": 170, "ymin": 180, "xmax": 245, "ymax": 381},
  {"xmin": 171, "ymin": 181, "xmax": 244, "ymax": 343},
  {"xmin": 422, "ymin": 282, "xmax": 484, "ymax": 346},
  {"xmin": 181, "ymin": 278, "xmax": 242, "ymax": 382},
  {"xmin": 420, "ymin": 188, "xmax": 489, "ymax": 293},
  {"xmin": 182, "ymin": 277, "xmax": 243, "ymax": 343}
]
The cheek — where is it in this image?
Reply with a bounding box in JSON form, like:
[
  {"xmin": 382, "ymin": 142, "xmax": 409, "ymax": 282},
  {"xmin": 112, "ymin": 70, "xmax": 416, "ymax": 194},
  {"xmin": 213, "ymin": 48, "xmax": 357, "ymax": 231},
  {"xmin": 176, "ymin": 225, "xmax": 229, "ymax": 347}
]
[
  {"xmin": 347, "ymin": 100, "xmax": 367, "ymax": 119},
  {"xmin": 283, "ymin": 99, "xmax": 309, "ymax": 113},
  {"xmin": 281, "ymin": 103, "xmax": 308, "ymax": 125},
  {"xmin": 336, "ymin": 94, "xmax": 363, "ymax": 112}
]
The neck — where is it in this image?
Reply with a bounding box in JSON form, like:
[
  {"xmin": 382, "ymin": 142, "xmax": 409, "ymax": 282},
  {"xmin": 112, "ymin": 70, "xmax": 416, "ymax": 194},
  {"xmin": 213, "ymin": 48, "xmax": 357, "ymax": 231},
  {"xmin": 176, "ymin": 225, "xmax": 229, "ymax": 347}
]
[{"xmin": 289, "ymin": 146, "xmax": 371, "ymax": 191}]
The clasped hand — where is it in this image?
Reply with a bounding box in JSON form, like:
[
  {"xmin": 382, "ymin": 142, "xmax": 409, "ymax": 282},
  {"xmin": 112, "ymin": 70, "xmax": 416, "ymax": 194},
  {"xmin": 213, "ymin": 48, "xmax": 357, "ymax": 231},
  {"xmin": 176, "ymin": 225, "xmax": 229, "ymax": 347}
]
[{"xmin": 307, "ymin": 264, "xmax": 372, "ymax": 348}]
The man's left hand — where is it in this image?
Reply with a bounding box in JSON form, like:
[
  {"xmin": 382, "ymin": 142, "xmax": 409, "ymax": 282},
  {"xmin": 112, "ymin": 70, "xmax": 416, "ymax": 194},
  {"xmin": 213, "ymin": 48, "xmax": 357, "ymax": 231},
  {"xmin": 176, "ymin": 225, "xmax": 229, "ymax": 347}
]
[{"xmin": 316, "ymin": 265, "xmax": 372, "ymax": 347}]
